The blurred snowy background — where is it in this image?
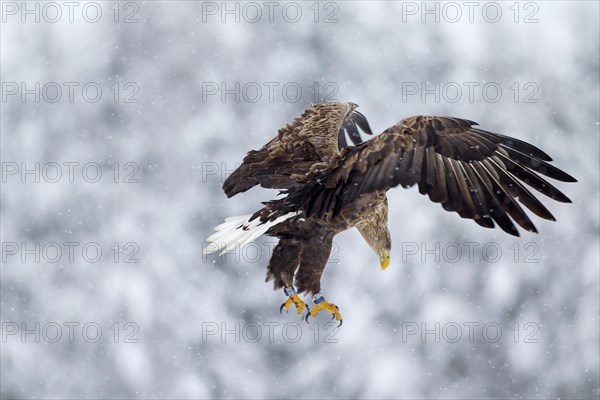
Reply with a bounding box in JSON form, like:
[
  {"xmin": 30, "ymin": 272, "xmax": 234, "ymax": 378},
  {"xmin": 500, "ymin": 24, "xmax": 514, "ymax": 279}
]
[{"xmin": 1, "ymin": 1, "xmax": 599, "ymax": 398}]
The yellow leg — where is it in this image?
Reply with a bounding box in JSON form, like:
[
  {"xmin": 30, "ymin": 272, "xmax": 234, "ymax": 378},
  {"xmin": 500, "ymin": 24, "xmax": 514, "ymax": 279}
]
[
  {"xmin": 305, "ymin": 294, "xmax": 342, "ymax": 326},
  {"xmin": 280, "ymin": 294, "xmax": 307, "ymax": 315},
  {"xmin": 279, "ymin": 287, "xmax": 307, "ymax": 315}
]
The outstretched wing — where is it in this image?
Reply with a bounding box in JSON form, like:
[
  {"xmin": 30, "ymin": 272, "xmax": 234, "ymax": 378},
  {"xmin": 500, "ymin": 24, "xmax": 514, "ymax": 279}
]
[
  {"xmin": 290, "ymin": 116, "xmax": 577, "ymax": 236},
  {"xmin": 222, "ymin": 102, "xmax": 372, "ymax": 197}
]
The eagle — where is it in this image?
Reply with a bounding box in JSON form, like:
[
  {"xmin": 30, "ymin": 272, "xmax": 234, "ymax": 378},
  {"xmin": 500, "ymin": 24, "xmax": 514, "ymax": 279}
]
[{"xmin": 204, "ymin": 102, "xmax": 576, "ymax": 326}]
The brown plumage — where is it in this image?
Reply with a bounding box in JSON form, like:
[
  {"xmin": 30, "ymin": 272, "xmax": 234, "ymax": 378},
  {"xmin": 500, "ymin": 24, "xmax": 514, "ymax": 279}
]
[{"xmin": 206, "ymin": 102, "xmax": 576, "ymax": 320}]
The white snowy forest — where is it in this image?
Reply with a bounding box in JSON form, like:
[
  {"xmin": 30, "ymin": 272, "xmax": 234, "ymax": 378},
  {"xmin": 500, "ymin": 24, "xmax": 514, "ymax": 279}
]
[{"xmin": 2, "ymin": 1, "xmax": 599, "ymax": 399}]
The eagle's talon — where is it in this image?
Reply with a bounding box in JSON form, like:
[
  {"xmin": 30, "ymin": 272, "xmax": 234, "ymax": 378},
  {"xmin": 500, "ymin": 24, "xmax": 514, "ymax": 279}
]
[
  {"xmin": 306, "ymin": 298, "xmax": 343, "ymax": 325},
  {"xmin": 280, "ymin": 293, "xmax": 307, "ymax": 316}
]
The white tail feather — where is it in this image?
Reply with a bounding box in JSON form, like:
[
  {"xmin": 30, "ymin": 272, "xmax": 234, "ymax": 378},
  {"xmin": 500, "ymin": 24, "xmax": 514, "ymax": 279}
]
[{"xmin": 204, "ymin": 212, "xmax": 298, "ymax": 255}]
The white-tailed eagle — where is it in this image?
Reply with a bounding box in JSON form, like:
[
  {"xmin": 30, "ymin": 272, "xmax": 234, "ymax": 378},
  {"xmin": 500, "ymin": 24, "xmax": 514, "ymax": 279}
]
[{"xmin": 204, "ymin": 102, "xmax": 576, "ymax": 325}]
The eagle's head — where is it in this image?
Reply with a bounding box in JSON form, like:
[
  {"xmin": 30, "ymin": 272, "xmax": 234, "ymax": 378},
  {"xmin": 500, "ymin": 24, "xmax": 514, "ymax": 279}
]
[
  {"xmin": 372, "ymin": 226, "xmax": 392, "ymax": 270},
  {"xmin": 357, "ymin": 196, "xmax": 392, "ymax": 270},
  {"xmin": 363, "ymin": 227, "xmax": 391, "ymax": 270}
]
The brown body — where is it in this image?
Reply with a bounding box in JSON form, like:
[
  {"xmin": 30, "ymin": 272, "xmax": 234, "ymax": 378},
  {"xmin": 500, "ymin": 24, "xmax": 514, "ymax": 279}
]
[{"xmin": 265, "ymin": 191, "xmax": 388, "ymax": 294}]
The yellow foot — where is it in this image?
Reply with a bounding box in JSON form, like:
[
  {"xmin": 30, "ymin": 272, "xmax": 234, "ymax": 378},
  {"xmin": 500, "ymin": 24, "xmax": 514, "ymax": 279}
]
[
  {"xmin": 305, "ymin": 295, "xmax": 343, "ymax": 327},
  {"xmin": 279, "ymin": 294, "xmax": 307, "ymax": 316}
]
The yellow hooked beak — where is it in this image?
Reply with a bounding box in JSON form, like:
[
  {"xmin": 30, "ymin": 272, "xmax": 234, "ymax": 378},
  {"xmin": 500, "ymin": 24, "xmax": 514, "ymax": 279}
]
[{"xmin": 380, "ymin": 250, "xmax": 391, "ymax": 270}]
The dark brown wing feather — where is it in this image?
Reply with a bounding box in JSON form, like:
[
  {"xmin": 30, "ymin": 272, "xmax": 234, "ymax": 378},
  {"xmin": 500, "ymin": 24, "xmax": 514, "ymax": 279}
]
[
  {"xmin": 288, "ymin": 115, "xmax": 577, "ymax": 236},
  {"xmin": 222, "ymin": 103, "xmax": 372, "ymax": 197}
]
